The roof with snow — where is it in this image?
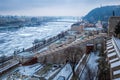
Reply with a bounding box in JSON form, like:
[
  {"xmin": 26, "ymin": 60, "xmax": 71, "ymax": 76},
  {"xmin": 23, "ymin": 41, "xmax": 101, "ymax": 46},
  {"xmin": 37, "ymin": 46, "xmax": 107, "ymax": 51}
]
[
  {"xmin": 106, "ymin": 38, "xmax": 120, "ymax": 80},
  {"xmin": 84, "ymin": 27, "xmax": 103, "ymax": 31},
  {"xmin": 107, "ymin": 48, "xmax": 115, "ymax": 53},
  {"xmin": 86, "ymin": 44, "xmax": 94, "ymax": 46},
  {"xmin": 107, "ymin": 52, "xmax": 116, "ymax": 58},
  {"xmin": 53, "ymin": 63, "xmax": 72, "ymax": 80},
  {"xmin": 111, "ymin": 61, "xmax": 120, "ymax": 68},
  {"xmin": 107, "ymin": 45, "xmax": 114, "ymax": 50},
  {"xmin": 17, "ymin": 51, "xmax": 34, "ymax": 58},
  {"xmin": 109, "ymin": 58, "xmax": 119, "ymax": 63}
]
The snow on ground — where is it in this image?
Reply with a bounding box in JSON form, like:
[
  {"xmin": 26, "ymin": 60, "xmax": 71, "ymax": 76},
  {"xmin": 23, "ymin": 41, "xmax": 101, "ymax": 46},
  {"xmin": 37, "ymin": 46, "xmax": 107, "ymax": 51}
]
[
  {"xmin": 84, "ymin": 27, "xmax": 102, "ymax": 31},
  {"xmin": 108, "ymin": 49, "xmax": 115, "ymax": 53},
  {"xmin": 37, "ymin": 47, "xmax": 48, "ymax": 53},
  {"xmin": 111, "ymin": 61, "xmax": 120, "ymax": 68},
  {"xmin": 1, "ymin": 63, "xmax": 43, "ymax": 80},
  {"xmin": 107, "ymin": 52, "xmax": 116, "ymax": 58},
  {"xmin": 107, "ymin": 45, "xmax": 113, "ymax": 50},
  {"xmin": 18, "ymin": 63, "xmax": 43, "ymax": 76},
  {"xmin": 80, "ymin": 52, "xmax": 99, "ymax": 80},
  {"xmin": 0, "ymin": 20, "xmax": 73, "ymax": 56},
  {"xmin": 114, "ymin": 37, "xmax": 120, "ymax": 49},
  {"xmin": 88, "ymin": 52, "xmax": 99, "ymax": 69},
  {"xmin": 114, "ymin": 78, "xmax": 120, "ymax": 80},
  {"xmin": 114, "ymin": 70, "xmax": 120, "ymax": 75},
  {"xmin": 45, "ymin": 68, "xmax": 61, "ymax": 80},
  {"xmin": 109, "ymin": 57, "xmax": 119, "ymax": 63},
  {"xmin": 107, "ymin": 44, "xmax": 113, "ymax": 47},
  {"xmin": 53, "ymin": 63, "xmax": 72, "ymax": 80},
  {"xmin": 112, "ymin": 37, "xmax": 120, "ymax": 58}
]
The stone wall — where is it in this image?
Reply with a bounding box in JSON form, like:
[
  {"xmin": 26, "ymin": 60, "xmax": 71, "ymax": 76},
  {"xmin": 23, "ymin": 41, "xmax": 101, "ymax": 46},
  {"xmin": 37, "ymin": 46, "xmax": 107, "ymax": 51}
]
[
  {"xmin": 108, "ymin": 16, "xmax": 120, "ymax": 37},
  {"xmin": 37, "ymin": 36, "xmax": 106, "ymax": 64}
]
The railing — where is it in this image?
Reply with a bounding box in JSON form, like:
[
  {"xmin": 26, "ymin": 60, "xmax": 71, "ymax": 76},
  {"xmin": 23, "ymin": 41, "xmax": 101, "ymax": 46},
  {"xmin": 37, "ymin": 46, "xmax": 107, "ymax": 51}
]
[
  {"xmin": 0, "ymin": 59, "xmax": 19, "ymax": 74},
  {"xmin": 112, "ymin": 36, "xmax": 120, "ymax": 58}
]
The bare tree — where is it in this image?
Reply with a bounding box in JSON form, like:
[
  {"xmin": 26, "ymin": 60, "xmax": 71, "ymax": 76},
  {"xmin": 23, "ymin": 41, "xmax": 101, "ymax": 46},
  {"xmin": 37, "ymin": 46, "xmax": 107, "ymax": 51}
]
[
  {"xmin": 64, "ymin": 46, "xmax": 83, "ymax": 80},
  {"xmin": 43, "ymin": 55, "xmax": 47, "ymax": 64}
]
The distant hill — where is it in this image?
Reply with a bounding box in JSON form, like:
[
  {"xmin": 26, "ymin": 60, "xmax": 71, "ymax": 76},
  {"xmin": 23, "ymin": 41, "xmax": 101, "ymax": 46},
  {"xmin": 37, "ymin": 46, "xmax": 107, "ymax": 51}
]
[{"xmin": 83, "ymin": 5, "xmax": 120, "ymax": 23}]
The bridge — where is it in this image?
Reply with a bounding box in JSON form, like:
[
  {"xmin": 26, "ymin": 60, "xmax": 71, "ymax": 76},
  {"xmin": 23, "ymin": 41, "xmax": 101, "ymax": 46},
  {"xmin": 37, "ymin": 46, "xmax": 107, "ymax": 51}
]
[{"xmin": 48, "ymin": 20, "xmax": 78, "ymax": 23}]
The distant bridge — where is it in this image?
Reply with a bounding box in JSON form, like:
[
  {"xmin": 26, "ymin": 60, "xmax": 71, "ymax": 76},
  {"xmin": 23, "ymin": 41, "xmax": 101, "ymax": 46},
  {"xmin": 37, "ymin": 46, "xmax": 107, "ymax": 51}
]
[{"xmin": 48, "ymin": 20, "xmax": 78, "ymax": 23}]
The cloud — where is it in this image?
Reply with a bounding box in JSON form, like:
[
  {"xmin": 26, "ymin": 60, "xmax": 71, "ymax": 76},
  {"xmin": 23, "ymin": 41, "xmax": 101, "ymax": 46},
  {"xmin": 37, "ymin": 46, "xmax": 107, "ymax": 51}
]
[{"xmin": 0, "ymin": 0, "xmax": 120, "ymax": 16}]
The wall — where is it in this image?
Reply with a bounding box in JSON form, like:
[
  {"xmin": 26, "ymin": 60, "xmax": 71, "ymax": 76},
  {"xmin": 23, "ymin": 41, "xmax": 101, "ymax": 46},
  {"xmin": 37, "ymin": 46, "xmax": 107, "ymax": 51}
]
[
  {"xmin": 37, "ymin": 36, "xmax": 106, "ymax": 64},
  {"xmin": 108, "ymin": 16, "xmax": 120, "ymax": 37}
]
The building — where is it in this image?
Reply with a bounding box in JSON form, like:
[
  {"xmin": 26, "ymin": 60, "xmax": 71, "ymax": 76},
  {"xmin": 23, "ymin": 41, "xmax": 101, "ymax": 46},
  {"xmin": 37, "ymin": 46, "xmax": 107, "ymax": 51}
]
[
  {"xmin": 105, "ymin": 16, "xmax": 120, "ymax": 80},
  {"xmin": 86, "ymin": 44, "xmax": 94, "ymax": 54},
  {"xmin": 106, "ymin": 37, "xmax": 120, "ymax": 80},
  {"xmin": 96, "ymin": 20, "xmax": 103, "ymax": 29},
  {"xmin": 71, "ymin": 23, "xmax": 84, "ymax": 33},
  {"xmin": 16, "ymin": 51, "xmax": 34, "ymax": 64},
  {"xmin": 108, "ymin": 16, "xmax": 120, "ymax": 37}
]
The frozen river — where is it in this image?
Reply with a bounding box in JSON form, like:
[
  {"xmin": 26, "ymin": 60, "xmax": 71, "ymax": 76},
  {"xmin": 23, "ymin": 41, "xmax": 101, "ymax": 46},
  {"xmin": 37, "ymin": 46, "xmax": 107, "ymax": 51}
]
[{"xmin": 0, "ymin": 19, "xmax": 76, "ymax": 56}]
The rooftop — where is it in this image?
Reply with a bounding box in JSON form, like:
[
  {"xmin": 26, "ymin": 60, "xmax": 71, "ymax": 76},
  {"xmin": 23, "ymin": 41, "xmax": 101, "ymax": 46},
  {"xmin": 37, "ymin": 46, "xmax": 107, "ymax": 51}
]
[{"xmin": 17, "ymin": 52, "xmax": 34, "ymax": 58}]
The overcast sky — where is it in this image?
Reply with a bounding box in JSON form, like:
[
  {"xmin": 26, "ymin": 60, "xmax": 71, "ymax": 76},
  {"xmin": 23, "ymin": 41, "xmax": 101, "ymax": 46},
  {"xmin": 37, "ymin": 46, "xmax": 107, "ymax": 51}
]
[{"xmin": 0, "ymin": 0, "xmax": 120, "ymax": 16}]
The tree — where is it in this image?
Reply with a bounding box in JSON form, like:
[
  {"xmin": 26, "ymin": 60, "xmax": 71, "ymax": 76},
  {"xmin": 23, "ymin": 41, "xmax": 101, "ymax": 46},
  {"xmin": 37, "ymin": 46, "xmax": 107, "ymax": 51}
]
[
  {"xmin": 97, "ymin": 46, "xmax": 110, "ymax": 80},
  {"xmin": 64, "ymin": 46, "xmax": 83, "ymax": 80},
  {"xmin": 114, "ymin": 21, "xmax": 120, "ymax": 38},
  {"xmin": 43, "ymin": 55, "xmax": 47, "ymax": 64},
  {"xmin": 84, "ymin": 64, "xmax": 96, "ymax": 80}
]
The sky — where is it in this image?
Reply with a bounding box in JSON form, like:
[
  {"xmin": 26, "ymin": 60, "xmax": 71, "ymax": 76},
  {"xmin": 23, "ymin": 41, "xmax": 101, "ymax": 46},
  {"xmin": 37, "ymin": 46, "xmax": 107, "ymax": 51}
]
[{"xmin": 0, "ymin": 0, "xmax": 120, "ymax": 16}]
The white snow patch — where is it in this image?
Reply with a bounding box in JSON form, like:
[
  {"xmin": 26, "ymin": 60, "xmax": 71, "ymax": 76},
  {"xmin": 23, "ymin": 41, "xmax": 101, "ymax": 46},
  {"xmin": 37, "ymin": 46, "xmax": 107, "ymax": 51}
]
[
  {"xmin": 37, "ymin": 47, "xmax": 48, "ymax": 53},
  {"xmin": 19, "ymin": 33, "xmax": 33, "ymax": 37},
  {"xmin": 113, "ymin": 37, "xmax": 120, "ymax": 49},
  {"xmin": 53, "ymin": 63, "xmax": 72, "ymax": 80},
  {"xmin": 88, "ymin": 52, "xmax": 99, "ymax": 68},
  {"xmin": 17, "ymin": 52, "xmax": 34, "ymax": 58},
  {"xmin": 112, "ymin": 37, "xmax": 120, "ymax": 58},
  {"xmin": 114, "ymin": 70, "xmax": 120, "ymax": 75},
  {"xmin": 107, "ymin": 39, "xmax": 111, "ymax": 43},
  {"xmin": 107, "ymin": 52, "xmax": 116, "ymax": 58},
  {"xmin": 107, "ymin": 43, "xmax": 113, "ymax": 47},
  {"xmin": 107, "ymin": 45, "xmax": 113, "ymax": 50},
  {"xmin": 114, "ymin": 78, "xmax": 120, "ymax": 80},
  {"xmin": 19, "ymin": 63, "xmax": 43, "ymax": 76},
  {"xmin": 111, "ymin": 61, "xmax": 120, "ymax": 68},
  {"xmin": 109, "ymin": 58, "xmax": 119, "ymax": 63},
  {"xmin": 108, "ymin": 49, "xmax": 115, "ymax": 53},
  {"xmin": 45, "ymin": 68, "xmax": 61, "ymax": 80},
  {"xmin": 80, "ymin": 52, "xmax": 99, "ymax": 80},
  {"xmin": 106, "ymin": 42, "xmax": 112, "ymax": 45}
]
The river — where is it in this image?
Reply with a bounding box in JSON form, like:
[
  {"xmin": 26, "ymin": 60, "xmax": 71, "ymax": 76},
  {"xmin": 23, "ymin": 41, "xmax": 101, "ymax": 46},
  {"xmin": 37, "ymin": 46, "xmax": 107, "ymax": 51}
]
[{"xmin": 0, "ymin": 18, "xmax": 76, "ymax": 56}]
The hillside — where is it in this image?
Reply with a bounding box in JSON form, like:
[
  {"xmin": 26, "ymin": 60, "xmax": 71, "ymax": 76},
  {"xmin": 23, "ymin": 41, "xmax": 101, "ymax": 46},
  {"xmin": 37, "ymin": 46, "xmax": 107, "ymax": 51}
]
[{"xmin": 83, "ymin": 5, "xmax": 120, "ymax": 23}]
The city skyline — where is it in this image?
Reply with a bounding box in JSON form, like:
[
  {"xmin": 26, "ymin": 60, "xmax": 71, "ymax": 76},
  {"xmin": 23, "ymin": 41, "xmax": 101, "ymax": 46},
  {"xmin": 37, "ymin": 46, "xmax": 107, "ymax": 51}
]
[{"xmin": 0, "ymin": 0, "xmax": 120, "ymax": 16}]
